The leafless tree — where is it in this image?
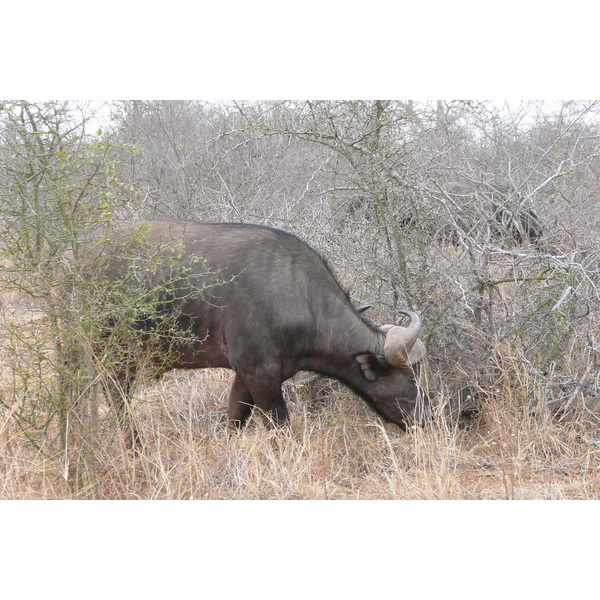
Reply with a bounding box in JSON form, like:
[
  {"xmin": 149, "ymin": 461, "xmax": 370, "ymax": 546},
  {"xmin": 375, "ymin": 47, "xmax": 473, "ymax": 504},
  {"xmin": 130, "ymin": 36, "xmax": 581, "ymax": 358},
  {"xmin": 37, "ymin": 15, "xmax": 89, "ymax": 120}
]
[{"xmin": 109, "ymin": 100, "xmax": 600, "ymax": 418}]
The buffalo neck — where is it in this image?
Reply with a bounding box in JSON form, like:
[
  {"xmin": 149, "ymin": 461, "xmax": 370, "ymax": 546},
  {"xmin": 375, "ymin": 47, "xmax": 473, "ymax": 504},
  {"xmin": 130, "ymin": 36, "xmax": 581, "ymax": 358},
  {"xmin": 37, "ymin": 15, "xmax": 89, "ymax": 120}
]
[{"xmin": 302, "ymin": 317, "xmax": 385, "ymax": 376}]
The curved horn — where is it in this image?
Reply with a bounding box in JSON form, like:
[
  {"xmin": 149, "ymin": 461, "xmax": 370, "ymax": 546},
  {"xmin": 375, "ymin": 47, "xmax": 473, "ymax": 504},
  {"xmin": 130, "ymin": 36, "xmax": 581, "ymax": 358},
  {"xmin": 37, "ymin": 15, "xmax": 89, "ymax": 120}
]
[
  {"xmin": 355, "ymin": 304, "xmax": 373, "ymax": 315},
  {"xmin": 383, "ymin": 310, "xmax": 426, "ymax": 367}
]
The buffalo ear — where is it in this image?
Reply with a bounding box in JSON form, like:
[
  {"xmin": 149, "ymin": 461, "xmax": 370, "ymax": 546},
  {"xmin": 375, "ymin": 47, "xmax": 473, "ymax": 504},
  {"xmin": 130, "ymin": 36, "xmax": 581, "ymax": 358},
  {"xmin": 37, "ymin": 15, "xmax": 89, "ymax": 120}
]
[{"xmin": 355, "ymin": 353, "xmax": 384, "ymax": 381}]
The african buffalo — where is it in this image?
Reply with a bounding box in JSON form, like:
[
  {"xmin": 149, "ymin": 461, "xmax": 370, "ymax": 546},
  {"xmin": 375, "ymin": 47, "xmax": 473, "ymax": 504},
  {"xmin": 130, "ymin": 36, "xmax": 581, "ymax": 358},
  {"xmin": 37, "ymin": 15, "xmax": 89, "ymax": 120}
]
[
  {"xmin": 97, "ymin": 221, "xmax": 429, "ymax": 446},
  {"xmin": 444, "ymin": 181, "xmax": 544, "ymax": 246}
]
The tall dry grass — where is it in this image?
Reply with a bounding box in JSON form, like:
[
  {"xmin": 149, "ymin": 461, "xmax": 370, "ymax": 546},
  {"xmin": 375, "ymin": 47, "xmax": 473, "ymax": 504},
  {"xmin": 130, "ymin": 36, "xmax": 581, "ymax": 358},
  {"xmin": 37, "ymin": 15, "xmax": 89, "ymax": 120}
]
[{"xmin": 2, "ymin": 356, "xmax": 598, "ymax": 500}]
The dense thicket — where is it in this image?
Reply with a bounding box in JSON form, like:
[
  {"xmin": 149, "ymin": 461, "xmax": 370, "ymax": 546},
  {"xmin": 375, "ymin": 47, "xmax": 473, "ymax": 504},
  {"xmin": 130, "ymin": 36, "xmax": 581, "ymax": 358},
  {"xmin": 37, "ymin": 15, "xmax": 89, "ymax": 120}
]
[{"xmin": 115, "ymin": 99, "xmax": 600, "ymax": 420}]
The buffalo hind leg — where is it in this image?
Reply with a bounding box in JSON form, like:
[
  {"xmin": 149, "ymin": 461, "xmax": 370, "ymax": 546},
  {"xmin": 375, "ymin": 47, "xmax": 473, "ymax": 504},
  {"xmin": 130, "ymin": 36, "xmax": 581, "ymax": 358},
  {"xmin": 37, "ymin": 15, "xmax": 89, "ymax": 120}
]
[{"xmin": 104, "ymin": 365, "xmax": 143, "ymax": 451}]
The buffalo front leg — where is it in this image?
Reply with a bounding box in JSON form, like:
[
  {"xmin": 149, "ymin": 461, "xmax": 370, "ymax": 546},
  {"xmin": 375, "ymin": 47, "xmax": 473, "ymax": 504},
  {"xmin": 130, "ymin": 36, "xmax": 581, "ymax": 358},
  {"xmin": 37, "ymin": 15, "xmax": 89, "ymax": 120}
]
[
  {"xmin": 244, "ymin": 374, "xmax": 289, "ymax": 426},
  {"xmin": 227, "ymin": 373, "xmax": 289, "ymax": 428},
  {"xmin": 227, "ymin": 374, "xmax": 255, "ymax": 428}
]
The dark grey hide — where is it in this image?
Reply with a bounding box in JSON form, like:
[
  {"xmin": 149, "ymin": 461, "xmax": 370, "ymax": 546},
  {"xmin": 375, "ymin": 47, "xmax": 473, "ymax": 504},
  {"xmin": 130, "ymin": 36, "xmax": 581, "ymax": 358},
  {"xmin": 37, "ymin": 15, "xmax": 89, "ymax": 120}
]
[
  {"xmin": 445, "ymin": 182, "xmax": 544, "ymax": 246},
  {"xmin": 102, "ymin": 221, "xmax": 429, "ymax": 446}
]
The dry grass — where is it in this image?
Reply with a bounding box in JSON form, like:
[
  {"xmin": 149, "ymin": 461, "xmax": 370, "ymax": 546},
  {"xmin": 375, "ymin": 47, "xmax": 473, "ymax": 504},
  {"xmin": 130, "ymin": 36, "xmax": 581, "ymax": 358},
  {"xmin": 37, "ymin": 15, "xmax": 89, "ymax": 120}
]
[
  {"xmin": 1, "ymin": 289, "xmax": 598, "ymax": 500},
  {"xmin": 1, "ymin": 360, "xmax": 598, "ymax": 500}
]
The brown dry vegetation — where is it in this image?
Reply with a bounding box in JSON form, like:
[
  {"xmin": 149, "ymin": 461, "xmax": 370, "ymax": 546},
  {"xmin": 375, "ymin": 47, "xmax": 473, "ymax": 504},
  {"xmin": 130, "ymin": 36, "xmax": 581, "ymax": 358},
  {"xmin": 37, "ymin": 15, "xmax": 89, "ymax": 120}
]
[
  {"xmin": 1, "ymin": 321, "xmax": 598, "ymax": 500},
  {"xmin": 2, "ymin": 100, "xmax": 600, "ymax": 503}
]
